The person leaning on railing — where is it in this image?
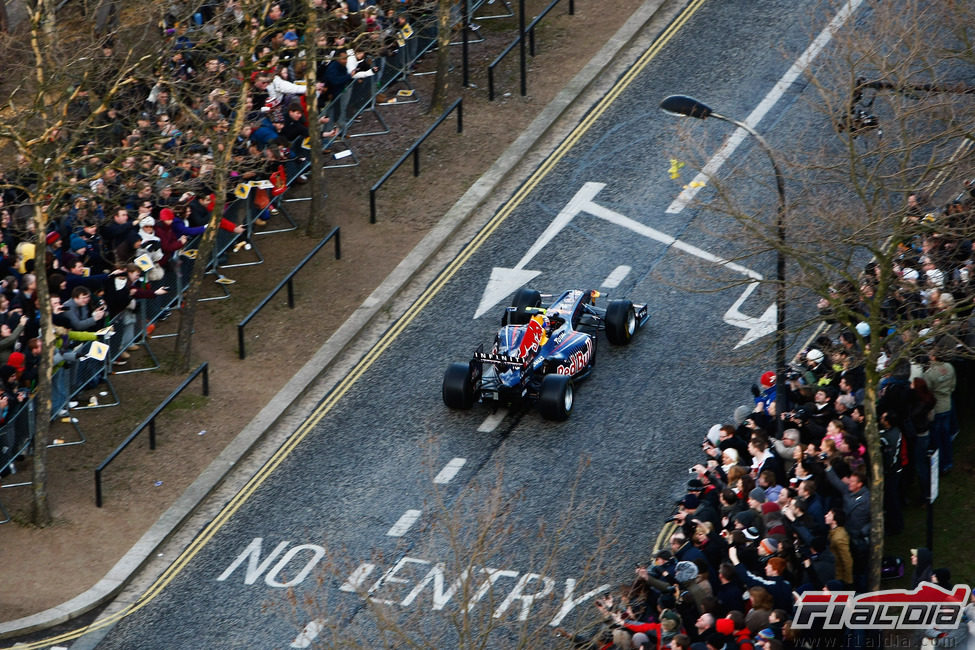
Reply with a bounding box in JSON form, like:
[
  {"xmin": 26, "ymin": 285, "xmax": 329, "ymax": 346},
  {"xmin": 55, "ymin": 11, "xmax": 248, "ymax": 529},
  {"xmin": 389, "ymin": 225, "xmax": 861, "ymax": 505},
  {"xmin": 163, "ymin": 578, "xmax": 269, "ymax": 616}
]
[{"xmin": 104, "ymin": 263, "xmax": 168, "ymax": 350}]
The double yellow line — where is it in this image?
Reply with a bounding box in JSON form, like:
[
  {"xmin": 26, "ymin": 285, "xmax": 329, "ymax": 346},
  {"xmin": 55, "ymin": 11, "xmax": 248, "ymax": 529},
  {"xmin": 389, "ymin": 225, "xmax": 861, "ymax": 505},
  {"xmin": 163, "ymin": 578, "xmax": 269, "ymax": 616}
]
[{"xmin": 26, "ymin": 1, "xmax": 706, "ymax": 645}]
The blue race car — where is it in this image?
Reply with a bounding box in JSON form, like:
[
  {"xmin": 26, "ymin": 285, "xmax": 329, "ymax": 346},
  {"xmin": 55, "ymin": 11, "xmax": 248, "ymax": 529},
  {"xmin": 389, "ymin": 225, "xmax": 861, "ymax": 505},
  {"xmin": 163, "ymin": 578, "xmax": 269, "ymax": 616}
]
[{"xmin": 442, "ymin": 287, "xmax": 649, "ymax": 420}]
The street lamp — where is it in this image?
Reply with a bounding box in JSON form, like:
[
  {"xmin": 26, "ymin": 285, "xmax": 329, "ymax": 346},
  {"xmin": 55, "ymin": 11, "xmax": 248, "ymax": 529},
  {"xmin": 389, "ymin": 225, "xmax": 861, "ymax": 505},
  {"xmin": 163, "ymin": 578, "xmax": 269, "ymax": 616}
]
[{"xmin": 660, "ymin": 94, "xmax": 787, "ymax": 436}]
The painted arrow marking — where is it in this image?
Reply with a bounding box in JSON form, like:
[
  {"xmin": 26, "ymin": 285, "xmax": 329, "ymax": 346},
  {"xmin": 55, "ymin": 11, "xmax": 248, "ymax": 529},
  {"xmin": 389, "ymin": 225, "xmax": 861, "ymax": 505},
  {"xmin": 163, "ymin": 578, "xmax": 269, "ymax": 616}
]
[
  {"xmin": 474, "ymin": 182, "xmax": 774, "ymax": 348},
  {"xmin": 474, "ymin": 183, "xmax": 603, "ymax": 319}
]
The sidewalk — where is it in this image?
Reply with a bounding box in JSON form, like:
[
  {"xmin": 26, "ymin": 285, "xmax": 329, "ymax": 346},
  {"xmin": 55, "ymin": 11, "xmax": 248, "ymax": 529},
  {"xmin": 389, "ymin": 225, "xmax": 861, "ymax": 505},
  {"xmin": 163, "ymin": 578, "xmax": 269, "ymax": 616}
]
[{"xmin": 0, "ymin": 0, "xmax": 679, "ymax": 642}]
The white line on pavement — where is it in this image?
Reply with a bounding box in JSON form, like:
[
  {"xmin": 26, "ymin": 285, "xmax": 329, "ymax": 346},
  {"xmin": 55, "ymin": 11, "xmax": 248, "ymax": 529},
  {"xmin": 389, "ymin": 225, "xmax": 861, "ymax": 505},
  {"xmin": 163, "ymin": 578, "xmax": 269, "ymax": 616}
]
[
  {"xmin": 601, "ymin": 265, "xmax": 631, "ymax": 289},
  {"xmin": 477, "ymin": 409, "xmax": 508, "ymax": 432},
  {"xmin": 339, "ymin": 562, "xmax": 376, "ymax": 592},
  {"xmin": 387, "ymin": 509, "xmax": 422, "ymax": 537},
  {"xmin": 290, "ymin": 619, "xmax": 326, "ymax": 648},
  {"xmin": 434, "ymin": 458, "xmax": 467, "ymax": 483},
  {"xmin": 666, "ymin": 0, "xmax": 866, "ymax": 214}
]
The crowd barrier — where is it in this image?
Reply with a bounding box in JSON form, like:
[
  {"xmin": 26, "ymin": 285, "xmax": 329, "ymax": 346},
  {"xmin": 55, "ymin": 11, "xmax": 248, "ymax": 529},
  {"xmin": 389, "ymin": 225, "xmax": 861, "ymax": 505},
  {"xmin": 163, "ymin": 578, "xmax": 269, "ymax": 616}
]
[
  {"xmin": 0, "ymin": 401, "xmax": 36, "ymax": 523},
  {"xmin": 487, "ymin": 0, "xmax": 576, "ymax": 100},
  {"xmin": 94, "ymin": 362, "xmax": 209, "ymax": 507},
  {"xmin": 237, "ymin": 226, "xmax": 341, "ymax": 359},
  {"xmin": 369, "ymin": 97, "xmax": 464, "ymax": 223},
  {"xmin": 9, "ymin": 0, "xmax": 541, "ymax": 514}
]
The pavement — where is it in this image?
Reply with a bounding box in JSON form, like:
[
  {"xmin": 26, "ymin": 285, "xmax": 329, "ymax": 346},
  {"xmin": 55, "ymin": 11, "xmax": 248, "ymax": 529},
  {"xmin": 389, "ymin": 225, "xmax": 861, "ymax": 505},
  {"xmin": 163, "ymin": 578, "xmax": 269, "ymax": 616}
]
[{"xmin": 0, "ymin": 0, "xmax": 682, "ymax": 642}]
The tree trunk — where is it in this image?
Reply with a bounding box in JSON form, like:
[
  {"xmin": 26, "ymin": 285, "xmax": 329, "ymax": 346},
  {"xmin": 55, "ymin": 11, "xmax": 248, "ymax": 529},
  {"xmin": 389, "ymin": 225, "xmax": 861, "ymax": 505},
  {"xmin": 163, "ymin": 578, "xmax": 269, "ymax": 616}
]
[
  {"xmin": 173, "ymin": 225, "xmax": 216, "ymax": 372},
  {"xmin": 861, "ymin": 376, "xmax": 884, "ymax": 591},
  {"xmin": 428, "ymin": 0, "xmax": 452, "ymax": 115},
  {"xmin": 31, "ymin": 216, "xmax": 54, "ymax": 526},
  {"xmin": 174, "ymin": 81, "xmax": 252, "ymax": 372},
  {"xmin": 41, "ymin": 0, "xmax": 55, "ymax": 36},
  {"xmin": 305, "ymin": 4, "xmax": 326, "ymax": 236}
]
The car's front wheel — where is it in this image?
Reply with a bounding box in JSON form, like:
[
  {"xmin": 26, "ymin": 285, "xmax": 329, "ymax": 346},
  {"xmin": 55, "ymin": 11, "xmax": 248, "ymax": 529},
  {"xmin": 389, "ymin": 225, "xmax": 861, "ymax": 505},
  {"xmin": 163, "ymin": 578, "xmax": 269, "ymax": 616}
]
[
  {"xmin": 605, "ymin": 299, "xmax": 636, "ymax": 345},
  {"xmin": 443, "ymin": 362, "xmax": 475, "ymax": 409},
  {"xmin": 537, "ymin": 373, "xmax": 573, "ymax": 420},
  {"xmin": 502, "ymin": 287, "xmax": 542, "ymax": 325}
]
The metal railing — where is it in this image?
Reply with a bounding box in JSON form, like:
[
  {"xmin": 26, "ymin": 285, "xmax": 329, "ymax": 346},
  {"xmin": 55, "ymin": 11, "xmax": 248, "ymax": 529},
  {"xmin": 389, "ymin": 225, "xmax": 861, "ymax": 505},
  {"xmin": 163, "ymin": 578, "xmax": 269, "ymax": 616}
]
[
  {"xmin": 487, "ymin": 0, "xmax": 575, "ymax": 100},
  {"xmin": 369, "ymin": 98, "xmax": 464, "ymax": 223},
  {"xmin": 237, "ymin": 227, "xmax": 342, "ymax": 359},
  {"xmin": 94, "ymin": 363, "xmax": 209, "ymax": 507},
  {"xmin": 0, "ymin": 401, "xmax": 36, "ymax": 524}
]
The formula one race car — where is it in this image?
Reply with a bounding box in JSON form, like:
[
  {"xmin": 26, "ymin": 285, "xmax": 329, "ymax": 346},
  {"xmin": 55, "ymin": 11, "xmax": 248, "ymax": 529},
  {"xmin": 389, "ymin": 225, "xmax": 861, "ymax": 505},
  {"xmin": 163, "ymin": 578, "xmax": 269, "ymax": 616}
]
[{"xmin": 442, "ymin": 287, "xmax": 649, "ymax": 420}]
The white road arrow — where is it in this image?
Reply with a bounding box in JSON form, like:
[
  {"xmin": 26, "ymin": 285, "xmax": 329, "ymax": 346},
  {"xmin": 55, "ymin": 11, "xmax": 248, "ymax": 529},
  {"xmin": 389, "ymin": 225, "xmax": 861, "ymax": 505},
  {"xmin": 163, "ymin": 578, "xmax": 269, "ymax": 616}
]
[
  {"xmin": 473, "ymin": 183, "xmax": 605, "ymax": 319},
  {"xmin": 474, "ymin": 182, "xmax": 775, "ymax": 348},
  {"xmin": 724, "ymin": 281, "xmax": 776, "ymax": 348}
]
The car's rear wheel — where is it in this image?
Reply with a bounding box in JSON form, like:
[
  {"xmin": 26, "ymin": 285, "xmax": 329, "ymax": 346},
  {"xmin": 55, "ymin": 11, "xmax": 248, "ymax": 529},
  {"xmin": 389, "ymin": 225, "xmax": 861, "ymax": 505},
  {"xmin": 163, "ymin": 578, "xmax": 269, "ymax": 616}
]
[
  {"xmin": 605, "ymin": 299, "xmax": 636, "ymax": 345},
  {"xmin": 537, "ymin": 373, "xmax": 573, "ymax": 420},
  {"xmin": 443, "ymin": 362, "xmax": 475, "ymax": 409},
  {"xmin": 502, "ymin": 287, "xmax": 542, "ymax": 325}
]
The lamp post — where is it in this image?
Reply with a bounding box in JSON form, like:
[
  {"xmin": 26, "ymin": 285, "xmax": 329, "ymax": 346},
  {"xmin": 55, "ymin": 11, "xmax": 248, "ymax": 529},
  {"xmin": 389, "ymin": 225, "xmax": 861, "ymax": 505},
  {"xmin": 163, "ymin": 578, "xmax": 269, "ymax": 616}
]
[{"xmin": 660, "ymin": 95, "xmax": 787, "ymax": 436}]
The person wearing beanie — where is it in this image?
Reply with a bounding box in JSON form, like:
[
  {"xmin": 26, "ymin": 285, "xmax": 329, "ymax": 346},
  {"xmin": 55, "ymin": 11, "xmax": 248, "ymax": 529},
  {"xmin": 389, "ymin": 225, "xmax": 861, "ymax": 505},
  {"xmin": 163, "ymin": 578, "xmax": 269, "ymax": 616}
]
[
  {"xmin": 44, "ymin": 230, "xmax": 66, "ymax": 272},
  {"xmin": 757, "ymin": 538, "xmax": 779, "ymax": 557},
  {"xmin": 931, "ymin": 567, "xmax": 952, "ymax": 587},
  {"xmin": 69, "ymin": 233, "xmax": 87, "ymax": 256},
  {"xmin": 6, "ymin": 351, "xmax": 25, "ymax": 374},
  {"xmin": 756, "ymin": 627, "xmax": 775, "ymax": 641},
  {"xmin": 748, "ymin": 487, "xmax": 767, "ymax": 511}
]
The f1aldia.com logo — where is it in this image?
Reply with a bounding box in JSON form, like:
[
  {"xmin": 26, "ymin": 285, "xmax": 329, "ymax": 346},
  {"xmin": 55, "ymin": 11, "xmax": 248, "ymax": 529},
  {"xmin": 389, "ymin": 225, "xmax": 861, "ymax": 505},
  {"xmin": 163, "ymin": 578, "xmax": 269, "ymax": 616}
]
[{"xmin": 793, "ymin": 584, "xmax": 971, "ymax": 630}]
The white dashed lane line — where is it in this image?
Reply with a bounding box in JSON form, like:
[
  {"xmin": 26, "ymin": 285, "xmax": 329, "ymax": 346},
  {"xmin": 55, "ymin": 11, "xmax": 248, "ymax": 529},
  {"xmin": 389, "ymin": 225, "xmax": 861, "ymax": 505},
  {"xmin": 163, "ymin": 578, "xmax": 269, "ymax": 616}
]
[
  {"xmin": 386, "ymin": 509, "xmax": 422, "ymax": 537},
  {"xmin": 601, "ymin": 265, "xmax": 631, "ymax": 289},
  {"xmin": 434, "ymin": 457, "xmax": 467, "ymax": 483},
  {"xmin": 477, "ymin": 409, "xmax": 507, "ymax": 432}
]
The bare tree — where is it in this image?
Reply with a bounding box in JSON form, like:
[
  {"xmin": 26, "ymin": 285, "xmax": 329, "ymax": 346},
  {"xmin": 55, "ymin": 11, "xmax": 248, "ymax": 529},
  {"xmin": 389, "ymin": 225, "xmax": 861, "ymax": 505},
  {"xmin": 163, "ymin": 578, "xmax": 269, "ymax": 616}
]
[
  {"xmin": 0, "ymin": 0, "xmax": 157, "ymax": 524},
  {"xmin": 663, "ymin": 0, "xmax": 975, "ymax": 589},
  {"xmin": 428, "ymin": 0, "xmax": 453, "ymax": 115},
  {"xmin": 264, "ymin": 449, "xmax": 626, "ymax": 648}
]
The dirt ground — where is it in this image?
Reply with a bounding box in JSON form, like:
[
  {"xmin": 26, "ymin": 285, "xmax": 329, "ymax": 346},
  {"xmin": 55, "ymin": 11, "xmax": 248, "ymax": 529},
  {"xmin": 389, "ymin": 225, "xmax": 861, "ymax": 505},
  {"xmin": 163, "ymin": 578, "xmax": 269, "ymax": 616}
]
[{"xmin": 0, "ymin": 0, "xmax": 646, "ymax": 625}]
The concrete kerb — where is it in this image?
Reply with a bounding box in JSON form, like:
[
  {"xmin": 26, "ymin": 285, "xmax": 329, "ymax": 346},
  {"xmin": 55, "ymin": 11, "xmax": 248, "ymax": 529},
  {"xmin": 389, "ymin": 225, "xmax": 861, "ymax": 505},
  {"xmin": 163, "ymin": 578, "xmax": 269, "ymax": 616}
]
[{"xmin": 0, "ymin": 0, "xmax": 673, "ymax": 639}]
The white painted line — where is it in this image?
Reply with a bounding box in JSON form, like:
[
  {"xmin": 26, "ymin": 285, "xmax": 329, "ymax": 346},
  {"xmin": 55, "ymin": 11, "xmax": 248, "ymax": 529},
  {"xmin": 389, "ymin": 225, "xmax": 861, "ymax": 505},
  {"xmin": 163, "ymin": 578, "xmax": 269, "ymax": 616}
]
[
  {"xmin": 434, "ymin": 458, "xmax": 467, "ymax": 484},
  {"xmin": 601, "ymin": 265, "xmax": 631, "ymax": 289},
  {"xmin": 290, "ymin": 619, "xmax": 325, "ymax": 648},
  {"xmin": 339, "ymin": 562, "xmax": 376, "ymax": 592},
  {"xmin": 477, "ymin": 408, "xmax": 508, "ymax": 432},
  {"xmin": 666, "ymin": 0, "xmax": 865, "ymax": 214},
  {"xmin": 387, "ymin": 509, "xmax": 422, "ymax": 537}
]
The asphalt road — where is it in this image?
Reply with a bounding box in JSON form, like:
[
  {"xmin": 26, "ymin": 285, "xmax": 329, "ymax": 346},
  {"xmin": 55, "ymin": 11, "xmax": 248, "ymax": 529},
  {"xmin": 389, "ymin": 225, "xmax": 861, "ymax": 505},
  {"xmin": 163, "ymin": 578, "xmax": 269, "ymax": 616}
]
[{"xmin": 58, "ymin": 0, "xmax": 873, "ymax": 647}]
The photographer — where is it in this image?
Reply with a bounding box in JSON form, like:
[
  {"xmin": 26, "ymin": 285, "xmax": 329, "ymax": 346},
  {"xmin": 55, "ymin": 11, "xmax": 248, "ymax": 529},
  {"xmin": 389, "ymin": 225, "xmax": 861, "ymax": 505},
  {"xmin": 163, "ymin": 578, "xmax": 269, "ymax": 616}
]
[
  {"xmin": 60, "ymin": 286, "xmax": 107, "ymax": 333},
  {"xmin": 782, "ymin": 387, "xmax": 836, "ymax": 446}
]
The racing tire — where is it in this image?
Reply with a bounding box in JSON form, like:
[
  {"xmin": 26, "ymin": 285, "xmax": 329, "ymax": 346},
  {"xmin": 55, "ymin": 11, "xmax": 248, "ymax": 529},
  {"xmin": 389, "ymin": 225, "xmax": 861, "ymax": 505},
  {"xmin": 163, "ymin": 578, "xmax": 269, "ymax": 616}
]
[
  {"xmin": 443, "ymin": 362, "xmax": 475, "ymax": 410},
  {"xmin": 605, "ymin": 299, "xmax": 636, "ymax": 345},
  {"xmin": 537, "ymin": 373, "xmax": 574, "ymax": 421},
  {"xmin": 502, "ymin": 287, "xmax": 542, "ymax": 326}
]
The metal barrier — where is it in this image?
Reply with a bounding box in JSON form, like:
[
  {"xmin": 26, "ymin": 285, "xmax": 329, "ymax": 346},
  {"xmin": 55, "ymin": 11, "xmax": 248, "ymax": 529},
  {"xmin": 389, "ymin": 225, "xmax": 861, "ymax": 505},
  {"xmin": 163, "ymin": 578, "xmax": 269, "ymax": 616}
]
[
  {"xmin": 0, "ymin": 401, "xmax": 36, "ymax": 524},
  {"xmin": 237, "ymin": 227, "xmax": 342, "ymax": 359},
  {"xmin": 527, "ymin": 0, "xmax": 575, "ymax": 56},
  {"xmin": 368, "ymin": 98, "xmax": 464, "ymax": 223},
  {"xmin": 487, "ymin": 0, "xmax": 575, "ymax": 100},
  {"xmin": 94, "ymin": 362, "xmax": 209, "ymax": 507}
]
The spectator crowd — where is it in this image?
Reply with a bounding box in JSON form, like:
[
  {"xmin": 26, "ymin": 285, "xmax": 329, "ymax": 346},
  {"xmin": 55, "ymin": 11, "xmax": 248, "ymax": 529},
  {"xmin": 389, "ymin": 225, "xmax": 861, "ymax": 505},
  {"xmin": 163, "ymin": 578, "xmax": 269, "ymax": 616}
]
[
  {"xmin": 0, "ymin": 0, "xmax": 441, "ymax": 471},
  {"xmin": 552, "ymin": 182, "xmax": 975, "ymax": 649}
]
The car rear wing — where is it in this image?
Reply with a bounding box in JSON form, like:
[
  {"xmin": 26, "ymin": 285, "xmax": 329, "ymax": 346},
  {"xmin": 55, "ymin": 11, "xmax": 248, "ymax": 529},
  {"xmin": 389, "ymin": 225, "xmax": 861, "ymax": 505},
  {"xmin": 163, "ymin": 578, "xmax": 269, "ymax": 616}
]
[{"xmin": 473, "ymin": 351, "xmax": 525, "ymax": 365}]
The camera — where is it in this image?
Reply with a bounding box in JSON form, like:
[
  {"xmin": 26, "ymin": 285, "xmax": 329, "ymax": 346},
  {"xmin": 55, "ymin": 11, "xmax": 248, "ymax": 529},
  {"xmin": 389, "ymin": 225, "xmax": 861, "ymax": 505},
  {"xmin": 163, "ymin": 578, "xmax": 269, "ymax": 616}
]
[
  {"xmin": 688, "ymin": 467, "xmax": 698, "ymax": 474},
  {"xmin": 818, "ymin": 452, "xmax": 829, "ymax": 460}
]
